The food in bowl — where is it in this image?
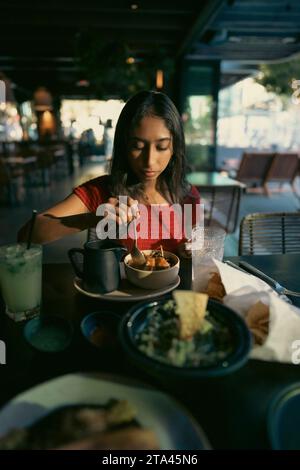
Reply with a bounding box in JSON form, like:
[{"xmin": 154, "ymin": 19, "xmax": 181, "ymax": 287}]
[
  {"xmin": 128, "ymin": 247, "xmax": 172, "ymax": 271},
  {"xmin": 89, "ymin": 326, "xmax": 113, "ymax": 348},
  {"xmin": 0, "ymin": 400, "xmax": 159, "ymax": 450},
  {"xmin": 135, "ymin": 291, "xmax": 234, "ymax": 368},
  {"xmin": 124, "ymin": 249, "xmax": 179, "ymax": 290},
  {"xmin": 81, "ymin": 311, "xmax": 119, "ymax": 349}
]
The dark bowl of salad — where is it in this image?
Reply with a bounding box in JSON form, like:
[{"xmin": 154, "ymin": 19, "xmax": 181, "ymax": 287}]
[{"xmin": 119, "ymin": 294, "xmax": 252, "ymax": 379}]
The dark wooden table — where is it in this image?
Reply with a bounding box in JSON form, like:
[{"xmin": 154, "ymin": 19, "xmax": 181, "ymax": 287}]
[
  {"xmin": 186, "ymin": 172, "xmax": 246, "ymax": 234},
  {"xmin": 187, "ymin": 171, "xmax": 245, "ymax": 189},
  {"xmin": 0, "ymin": 254, "xmax": 300, "ymax": 449}
]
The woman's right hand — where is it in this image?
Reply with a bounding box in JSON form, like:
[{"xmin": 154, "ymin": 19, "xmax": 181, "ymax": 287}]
[{"xmin": 103, "ymin": 196, "xmax": 140, "ymax": 225}]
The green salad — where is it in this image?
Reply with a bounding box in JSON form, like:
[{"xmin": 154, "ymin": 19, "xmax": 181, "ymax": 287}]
[{"xmin": 135, "ymin": 300, "xmax": 234, "ymax": 368}]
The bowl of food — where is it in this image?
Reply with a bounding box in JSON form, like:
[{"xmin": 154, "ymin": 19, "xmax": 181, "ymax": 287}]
[
  {"xmin": 124, "ymin": 248, "xmax": 180, "ymax": 290},
  {"xmin": 119, "ymin": 291, "xmax": 252, "ymax": 379},
  {"xmin": 80, "ymin": 311, "xmax": 120, "ymax": 349}
]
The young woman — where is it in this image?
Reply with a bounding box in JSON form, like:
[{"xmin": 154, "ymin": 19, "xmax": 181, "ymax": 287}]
[{"xmin": 18, "ymin": 91, "xmax": 200, "ymax": 256}]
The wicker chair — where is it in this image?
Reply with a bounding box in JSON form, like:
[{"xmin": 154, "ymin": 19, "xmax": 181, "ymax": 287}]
[{"xmin": 239, "ymin": 212, "xmax": 300, "ymax": 255}]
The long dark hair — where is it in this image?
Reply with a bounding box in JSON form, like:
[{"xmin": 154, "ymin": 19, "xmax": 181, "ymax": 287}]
[{"xmin": 109, "ymin": 90, "xmax": 190, "ymax": 203}]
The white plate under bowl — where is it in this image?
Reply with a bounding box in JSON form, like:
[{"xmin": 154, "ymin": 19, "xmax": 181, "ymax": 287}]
[
  {"xmin": 73, "ymin": 275, "xmax": 180, "ymax": 302},
  {"xmin": 0, "ymin": 373, "xmax": 210, "ymax": 450}
]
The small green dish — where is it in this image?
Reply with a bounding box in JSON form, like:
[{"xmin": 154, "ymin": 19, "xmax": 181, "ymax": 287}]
[{"xmin": 24, "ymin": 315, "xmax": 73, "ymax": 353}]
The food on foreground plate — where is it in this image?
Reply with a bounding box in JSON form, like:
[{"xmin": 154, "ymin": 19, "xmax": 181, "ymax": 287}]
[
  {"xmin": 204, "ymin": 272, "xmax": 226, "ymax": 301},
  {"xmin": 0, "ymin": 400, "xmax": 159, "ymax": 450},
  {"xmin": 56, "ymin": 427, "xmax": 159, "ymax": 450},
  {"xmin": 245, "ymin": 301, "xmax": 270, "ymax": 345},
  {"xmin": 129, "ymin": 248, "xmax": 172, "ymax": 271},
  {"xmin": 136, "ymin": 291, "xmax": 234, "ymax": 367}
]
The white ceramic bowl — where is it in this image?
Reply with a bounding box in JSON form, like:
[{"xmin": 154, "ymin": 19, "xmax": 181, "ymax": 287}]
[{"xmin": 124, "ymin": 250, "xmax": 180, "ymax": 290}]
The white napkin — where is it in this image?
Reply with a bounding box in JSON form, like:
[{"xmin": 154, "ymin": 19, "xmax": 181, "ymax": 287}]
[{"xmin": 202, "ymin": 259, "xmax": 300, "ymax": 363}]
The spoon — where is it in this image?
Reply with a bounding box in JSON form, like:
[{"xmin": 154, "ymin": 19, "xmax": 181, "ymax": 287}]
[{"xmin": 130, "ymin": 216, "xmax": 145, "ymax": 266}]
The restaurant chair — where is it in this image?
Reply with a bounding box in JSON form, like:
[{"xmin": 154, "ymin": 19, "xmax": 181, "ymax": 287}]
[
  {"xmin": 239, "ymin": 212, "xmax": 300, "ymax": 255},
  {"xmin": 236, "ymin": 152, "xmax": 275, "ymax": 195},
  {"xmin": 264, "ymin": 153, "xmax": 299, "ymax": 195},
  {"xmin": 35, "ymin": 149, "xmax": 54, "ymax": 186},
  {"xmin": 52, "ymin": 142, "xmax": 70, "ymax": 178},
  {"xmin": 16, "ymin": 146, "xmax": 39, "ymax": 188},
  {"xmin": 0, "ymin": 157, "xmax": 24, "ymax": 206}
]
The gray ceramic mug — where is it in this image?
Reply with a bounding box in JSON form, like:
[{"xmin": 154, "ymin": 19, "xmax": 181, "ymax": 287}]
[{"xmin": 68, "ymin": 240, "xmax": 127, "ymax": 294}]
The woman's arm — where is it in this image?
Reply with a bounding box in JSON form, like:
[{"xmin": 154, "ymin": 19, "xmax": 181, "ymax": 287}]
[{"xmin": 17, "ymin": 194, "xmax": 99, "ymax": 244}]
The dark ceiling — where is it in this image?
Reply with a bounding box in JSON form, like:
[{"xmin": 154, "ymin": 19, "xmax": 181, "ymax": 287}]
[
  {"xmin": 194, "ymin": 0, "xmax": 300, "ymax": 60},
  {"xmin": 0, "ymin": 0, "xmax": 300, "ymax": 99}
]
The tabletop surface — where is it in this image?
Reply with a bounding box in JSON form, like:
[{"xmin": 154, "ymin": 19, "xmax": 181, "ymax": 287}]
[
  {"xmin": 187, "ymin": 171, "xmax": 245, "ymax": 188},
  {"xmin": 4, "ymin": 156, "xmax": 37, "ymax": 164},
  {"xmin": 1, "ymin": 254, "xmax": 300, "ymax": 450}
]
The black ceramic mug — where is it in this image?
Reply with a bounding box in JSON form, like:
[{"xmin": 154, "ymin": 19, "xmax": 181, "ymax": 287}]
[{"xmin": 68, "ymin": 240, "xmax": 127, "ymax": 294}]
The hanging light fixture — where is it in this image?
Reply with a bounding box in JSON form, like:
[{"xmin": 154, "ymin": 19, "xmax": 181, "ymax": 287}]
[
  {"xmin": 33, "ymin": 87, "xmax": 53, "ymax": 111},
  {"xmin": 156, "ymin": 69, "xmax": 164, "ymax": 90}
]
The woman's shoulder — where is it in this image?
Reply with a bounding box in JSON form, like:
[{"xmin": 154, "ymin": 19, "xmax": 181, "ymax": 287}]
[
  {"xmin": 73, "ymin": 174, "xmax": 112, "ymax": 212},
  {"xmin": 182, "ymin": 185, "xmax": 200, "ymax": 203},
  {"xmin": 79, "ymin": 174, "xmax": 112, "ymax": 191}
]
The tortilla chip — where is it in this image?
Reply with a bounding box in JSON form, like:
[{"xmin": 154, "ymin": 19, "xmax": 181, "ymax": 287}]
[
  {"xmin": 205, "ymin": 272, "xmax": 226, "ymax": 301},
  {"xmin": 249, "ymin": 327, "xmax": 267, "ymax": 345},
  {"xmin": 173, "ymin": 291, "xmax": 208, "ymax": 339},
  {"xmin": 245, "ymin": 301, "xmax": 270, "ymax": 345},
  {"xmin": 246, "ymin": 301, "xmax": 269, "ymax": 327}
]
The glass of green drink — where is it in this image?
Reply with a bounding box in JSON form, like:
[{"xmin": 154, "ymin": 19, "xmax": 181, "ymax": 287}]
[{"xmin": 0, "ymin": 243, "xmax": 42, "ymax": 322}]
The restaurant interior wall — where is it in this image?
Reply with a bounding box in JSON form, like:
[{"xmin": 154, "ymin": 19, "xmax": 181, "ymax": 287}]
[
  {"xmin": 60, "ymin": 99, "xmax": 124, "ymax": 146},
  {"xmin": 0, "ymin": 102, "xmax": 23, "ymax": 142}
]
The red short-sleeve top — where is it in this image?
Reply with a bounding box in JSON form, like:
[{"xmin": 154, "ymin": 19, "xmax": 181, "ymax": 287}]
[{"xmin": 73, "ymin": 175, "xmax": 201, "ymax": 253}]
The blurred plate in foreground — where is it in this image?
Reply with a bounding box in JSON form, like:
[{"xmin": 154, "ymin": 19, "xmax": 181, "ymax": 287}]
[{"xmin": 0, "ymin": 373, "xmax": 210, "ymax": 450}]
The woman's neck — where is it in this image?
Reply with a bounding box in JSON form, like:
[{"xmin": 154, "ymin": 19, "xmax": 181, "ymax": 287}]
[
  {"xmin": 143, "ymin": 180, "xmax": 157, "ymax": 192},
  {"xmin": 141, "ymin": 179, "xmax": 170, "ymax": 204}
]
